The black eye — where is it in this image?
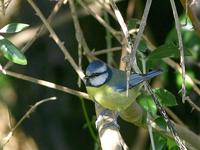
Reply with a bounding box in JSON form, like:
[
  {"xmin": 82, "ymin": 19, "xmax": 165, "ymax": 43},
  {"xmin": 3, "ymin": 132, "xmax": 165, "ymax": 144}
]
[
  {"xmin": 90, "ymin": 73, "xmax": 101, "ymax": 77},
  {"xmin": 84, "ymin": 73, "xmax": 100, "ymax": 80}
]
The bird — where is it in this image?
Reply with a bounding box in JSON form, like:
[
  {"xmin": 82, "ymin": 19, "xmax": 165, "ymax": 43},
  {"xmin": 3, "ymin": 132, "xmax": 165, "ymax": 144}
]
[{"xmin": 84, "ymin": 60, "xmax": 162, "ymax": 111}]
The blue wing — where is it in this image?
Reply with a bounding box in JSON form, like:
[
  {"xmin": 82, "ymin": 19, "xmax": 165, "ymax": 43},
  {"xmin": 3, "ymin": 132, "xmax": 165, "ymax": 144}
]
[{"xmin": 112, "ymin": 70, "xmax": 162, "ymax": 92}]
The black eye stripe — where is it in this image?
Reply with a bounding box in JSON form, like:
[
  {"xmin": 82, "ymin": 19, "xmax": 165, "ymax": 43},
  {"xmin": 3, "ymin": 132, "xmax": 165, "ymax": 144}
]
[{"xmin": 88, "ymin": 71, "xmax": 107, "ymax": 78}]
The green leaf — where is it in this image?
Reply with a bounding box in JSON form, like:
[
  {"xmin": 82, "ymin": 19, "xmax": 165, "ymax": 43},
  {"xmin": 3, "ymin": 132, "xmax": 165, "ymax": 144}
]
[
  {"xmin": 154, "ymin": 116, "xmax": 167, "ymax": 130},
  {"xmin": 137, "ymin": 94, "xmax": 157, "ymax": 115},
  {"xmin": 154, "ymin": 88, "xmax": 177, "ymax": 107},
  {"xmin": 176, "ymin": 70, "xmax": 195, "ymax": 90},
  {"xmin": 153, "ymin": 132, "xmax": 178, "ymax": 150},
  {"xmin": 0, "ymin": 23, "xmax": 29, "ymax": 33},
  {"xmin": 167, "ymin": 138, "xmax": 179, "ymax": 150},
  {"xmin": 153, "ymin": 132, "xmax": 167, "ymax": 150},
  {"xmin": 146, "ymin": 59, "xmax": 164, "ymax": 70},
  {"xmin": 127, "ymin": 18, "xmax": 140, "ymax": 30},
  {"xmin": 148, "ymin": 43, "xmax": 192, "ymax": 60},
  {"xmin": 0, "ymin": 35, "xmax": 27, "ymax": 65},
  {"xmin": 138, "ymin": 39, "xmax": 147, "ymax": 52}
]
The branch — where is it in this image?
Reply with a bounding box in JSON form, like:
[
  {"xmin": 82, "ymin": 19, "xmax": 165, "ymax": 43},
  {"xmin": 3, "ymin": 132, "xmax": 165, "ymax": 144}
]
[
  {"xmin": 145, "ymin": 82, "xmax": 187, "ymax": 150},
  {"xmin": 170, "ymin": 0, "xmax": 186, "ymax": 103},
  {"xmin": 69, "ymin": 0, "xmax": 93, "ymax": 60},
  {"xmin": 84, "ymin": 47, "xmax": 121, "ymax": 56},
  {"xmin": 180, "ymin": 0, "xmax": 200, "ymax": 36},
  {"xmin": 27, "ymin": 0, "xmax": 85, "ymax": 79},
  {"xmin": 2, "ymin": 69, "xmax": 90, "ymax": 100},
  {"xmin": 77, "ymin": 0, "xmax": 121, "ymax": 42},
  {"xmin": 95, "ymin": 104, "xmax": 128, "ymax": 150},
  {"xmin": 96, "ymin": 0, "xmax": 117, "ymax": 20},
  {"xmin": 0, "ymin": 97, "xmax": 57, "ymax": 148}
]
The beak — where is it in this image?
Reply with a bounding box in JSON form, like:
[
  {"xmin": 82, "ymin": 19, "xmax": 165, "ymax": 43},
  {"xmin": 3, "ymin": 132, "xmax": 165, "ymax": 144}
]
[{"xmin": 83, "ymin": 75, "xmax": 89, "ymax": 84}]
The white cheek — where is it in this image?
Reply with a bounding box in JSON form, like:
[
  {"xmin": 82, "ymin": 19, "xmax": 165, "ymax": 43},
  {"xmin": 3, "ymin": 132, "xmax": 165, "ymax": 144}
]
[{"xmin": 89, "ymin": 73, "xmax": 109, "ymax": 86}]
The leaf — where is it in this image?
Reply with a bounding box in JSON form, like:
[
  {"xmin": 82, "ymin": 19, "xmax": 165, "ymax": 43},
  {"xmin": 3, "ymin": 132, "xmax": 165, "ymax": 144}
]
[
  {"xmin": 148, "ymin": 43, "xmax": 192, "ymax": 60},
  {"xmin": 154, "ymin": 88, "xmax": 177, "ymax": 107},
  {"xmin": 167, "ymin": 138, "xmax": 179, "ymax": 150},
  {"xmin": 137, "ymin": 94, "xmax": 157, "ymax": 115},
  {"xmin": 0, "ymin": 23, "xmax": 29, "ymax": 33},
  {"xmin": 138, "ymin": 39, "xmax": 147, "ymax": 52},
  {"xmin": 0, "ymin": 35, "xmax": 27, "ymax": 65},
  {"xmin": 146, "ymin": 59, "xmax": 164, "ymax": 69},
  {"xmin": 155, "ymin": 116, "xmax": 167, "ymax": 130},
  {"xmin": 176, "ymin": 70, "xmax": 194, "ymax": 90},
  {"xmin": 153, "ymin": 132, "xmax": 167, "ymax": 150},
  {"xmin": 127, "ymin": 18, "xmax": 140, "ymax": 30}
]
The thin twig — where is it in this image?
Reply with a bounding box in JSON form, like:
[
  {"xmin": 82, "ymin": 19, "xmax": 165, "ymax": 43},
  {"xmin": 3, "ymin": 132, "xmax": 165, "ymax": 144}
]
[
  {"xmin": 109, "ymin": 0, "xmax": 132, "ymax": 96},
  {"xmin": 80, "ymin": 97, "xmax": 97, "ymax": 143},
  {"xmin": 69, "ymin": 0, "xmax": 89, "ymax": 87},
  {"xmin": 27, "ymin": 0, "xmax": 85, "ymax": 79},
  {"xmin": 192, "ymin": 77, "xmax": 200, "ymax": 85},
  {"xmin": 185, "ymin": 96, "xmax": 200, "ymax": 112},
  {"xmin": 180, "ymin": 0, "xmax": 200, "ymax": 36},
  {"xmin": 145, "ymin": 82, "xmax": 187, "ymax": 150},
  {"xmin": 143, "ymin": 35, "xmax": 200, "ymax": 112},
  {"xmin": 109, "ymin": 0, "xmax": 131, "ymax": 53},
  {"xmin": 103, "ymin": 11, "xmax": 113, "ymax": 65},
  {"xmin": 165, "ymin": 108, "xmax": 185, "ymax": 126},
  {"xmin": 96, "ymin": 0, "xmax": 116, "ymax": 20},
  {"xmin": 129, "ymin": 0, "xmax": 152, "ymax": 68},
  {"xmin": 85, "ymin": 47, "xmax": 121, "ymax": 56},
  {"xmin": 77, "ymin": 0, "xmax": 121, "ymax": 42},
  {"xmin": 147, "ymin": 113, "xmax": 155, "ymax": 150},
  {"xmin": 170, "ymin": 0, "xmax": 186, "ymax": 103},
  {"xmin": 0, "ymin": 97, "xmax": 57, "ymax": 148},
  {"xmin": 4, "ymin": 0, "xmax": 65, "ymax": 70},
  {"xmin": 8, "ymin": 8, "xmax": 89, "ymax": 48},
  {"xmin": 69, "ymin": 0, "xmax": 93, "ymax": 60},
  {"xmin": 131, "ymin": 128, "xmax": 148, "ymax": 150},
  {"xmin": 110, "ymin": 0, "xmax": 152, "ymax": 68},
  {"xmin": 163, "ymin": 58, "xmax": 200, "ymax": 112},
  {"xmin": 3, "ymin": 70, "xmax": 90, "ymax": 100}
]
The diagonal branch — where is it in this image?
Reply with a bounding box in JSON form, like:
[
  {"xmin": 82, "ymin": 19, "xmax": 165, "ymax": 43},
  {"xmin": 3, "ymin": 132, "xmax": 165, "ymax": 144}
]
[
  {"xmin": 69, "ymin": 0, "xmax": 94, "ymax": 61},
  {"xmin": 27, "ymin": 0, "xmax": 85, "ymax": 79},
  {"xmin": 170, "ymin": 0, "xmax": 186, "ymax": 103},
  {"xmin": 3, "ymin": 69, "xmax": 90, "ymax": 100},
  {"xmin": 0, "ymin": 97, "xmax": 57, "ymax": 148},
  {"xmin": 77, "ymin": 0, "xmax": 121, "ymax": 42}
]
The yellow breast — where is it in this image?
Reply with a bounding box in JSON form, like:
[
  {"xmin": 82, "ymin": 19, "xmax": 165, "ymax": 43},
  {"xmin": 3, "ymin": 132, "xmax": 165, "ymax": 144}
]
[{"xmin": 86, "ymin": 84, "xmax": 141, "ymax": 111}]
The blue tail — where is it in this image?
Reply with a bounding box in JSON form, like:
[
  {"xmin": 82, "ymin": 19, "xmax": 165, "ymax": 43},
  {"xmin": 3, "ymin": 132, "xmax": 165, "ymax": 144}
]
[{"xmin": 129, "ymin": 70, "xmax": 162, "ymax": 87}]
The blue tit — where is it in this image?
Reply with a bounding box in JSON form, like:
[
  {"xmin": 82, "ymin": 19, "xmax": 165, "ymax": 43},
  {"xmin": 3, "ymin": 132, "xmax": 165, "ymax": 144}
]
[{"xmin": 84, "ymin": 60, "xmax": 162, "ymax": 111}]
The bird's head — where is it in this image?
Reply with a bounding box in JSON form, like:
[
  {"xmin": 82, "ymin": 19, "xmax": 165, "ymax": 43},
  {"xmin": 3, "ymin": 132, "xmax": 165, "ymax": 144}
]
[{"xmin": 84, "ymin": 60, "xmax": 112, "ymax": 87}]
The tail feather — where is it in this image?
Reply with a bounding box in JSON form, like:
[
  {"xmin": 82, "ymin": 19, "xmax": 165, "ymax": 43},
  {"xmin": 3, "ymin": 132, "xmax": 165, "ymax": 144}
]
[
  {"xmin": 129, "ymin": 70, "xmax": 162, "ymax": 87},
  {"xmin": 143, "ymin": 69, "xmax": 163, "ymax": 80}
]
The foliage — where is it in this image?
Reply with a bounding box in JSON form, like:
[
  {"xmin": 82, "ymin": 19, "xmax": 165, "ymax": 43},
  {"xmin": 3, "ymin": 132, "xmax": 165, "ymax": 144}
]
[{"xmin": 0, "ymin": 23, "xmax": 28, "ymax": 65}]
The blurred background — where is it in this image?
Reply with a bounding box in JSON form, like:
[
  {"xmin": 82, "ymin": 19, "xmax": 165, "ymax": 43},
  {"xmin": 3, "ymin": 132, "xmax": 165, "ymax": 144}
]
[{"xmin": 0, "ymin": 0, "xmax": 200, "ymax": 150}]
